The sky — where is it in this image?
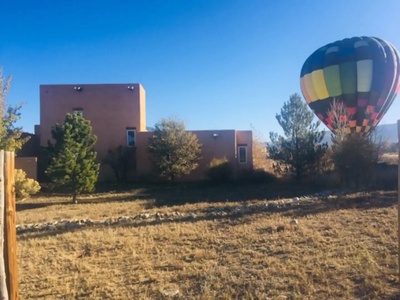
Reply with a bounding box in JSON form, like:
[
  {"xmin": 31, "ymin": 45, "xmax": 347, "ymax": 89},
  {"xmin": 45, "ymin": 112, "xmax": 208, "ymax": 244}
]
[{"xmin": 1, "ymin": 0, "xmax": 400, "ymax": 139}]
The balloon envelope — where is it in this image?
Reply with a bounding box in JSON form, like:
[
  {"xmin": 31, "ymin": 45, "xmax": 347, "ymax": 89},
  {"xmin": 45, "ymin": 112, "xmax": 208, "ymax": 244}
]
[{"xmin": 300, "ymin": 36, "xmax": 400, "ymax": 135}]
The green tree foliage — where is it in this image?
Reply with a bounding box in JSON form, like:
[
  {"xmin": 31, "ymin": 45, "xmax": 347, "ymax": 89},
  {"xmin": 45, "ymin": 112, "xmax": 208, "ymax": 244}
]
[
  {"xmin": 46, "ymin": 113, "xmax": 100, "ymax": 203},
  {"xmin": 0, "ymin": 68, "xmax": 29, "ymax": 151},
  {"xmin": 148, "ymin": 117, "xmax": 202, "ymax": 182},
  {"xmin": 267, "ymin": 93, "xmax": 327, "ymax": 181},
  {"xmin": 103, "ymin": 145, "xmax": 136, "ymax": 182}
]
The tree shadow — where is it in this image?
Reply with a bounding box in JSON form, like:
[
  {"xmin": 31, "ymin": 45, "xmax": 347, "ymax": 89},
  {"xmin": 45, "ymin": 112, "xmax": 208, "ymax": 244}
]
[
  {"xmin": 16, "ymin": 202, "xmax": 62, "ymax": 211},
  {"xmin": 281, "ymin": 191, "xmax": 397, "ymax": 218},
  {"xmin": 16, "ymin": 188, "xmax": 153, "ymax": 211},
  {"xmin": 352, "ymin": 275, "xmax": 399, "ymax": 300},
  {"xmin": 145, "ymin": 181, "xmax": 326, "ymax": 207}
]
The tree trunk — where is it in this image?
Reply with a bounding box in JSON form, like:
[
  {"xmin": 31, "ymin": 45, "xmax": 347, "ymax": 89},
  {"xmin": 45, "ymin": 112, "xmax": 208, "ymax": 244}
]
[{"xmin": 72, "ymin": 194, "xmax": 78, "ymax": 204}]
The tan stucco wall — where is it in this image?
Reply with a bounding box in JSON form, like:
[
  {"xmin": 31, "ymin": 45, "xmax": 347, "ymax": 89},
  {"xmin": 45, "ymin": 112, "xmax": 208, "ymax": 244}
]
[
  {"xmin": 136, "ymin": 130, "xmax": 253, "ymax": 182},
  {"xmin": 136, "ymin": 131, "xmax": 157, "ymax": 180},
  {"xmin": 40, "ymin": 84, "xmax": 146, "ymax": 180},
  {"xmin": 236, "ymin": 130, "xmax": 253, "ymax": 172},
  {"xmin": 139, "ymin": 85, "xmax": 147, "ymax": 131},
  {"xmin": 15, "ymin": 157, "xmax": 38, "ymax": 180},
  {"xmin": 186, "ymin": 130, "xmax": 236, "ymax": 181}
]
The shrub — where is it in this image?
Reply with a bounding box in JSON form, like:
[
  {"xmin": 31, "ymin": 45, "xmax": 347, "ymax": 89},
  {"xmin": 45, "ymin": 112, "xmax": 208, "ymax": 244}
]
[
  {"xmin": 331, "ymin": 134, "xmax": 379, "ymax": 189},
  {"xmin": 15, "ymin": 169, "xmax": 41, "ymax": 200},
  {"xmin": 206, "ymin": 157, "xmax": 233, "ymax": 183},
  {"xmin": 239, "ymin": 168, "xmax": 278, "ymax": 184},
  {"xmin": 103, "ymin": 145, "xmax": 136, "ymax": 182}
]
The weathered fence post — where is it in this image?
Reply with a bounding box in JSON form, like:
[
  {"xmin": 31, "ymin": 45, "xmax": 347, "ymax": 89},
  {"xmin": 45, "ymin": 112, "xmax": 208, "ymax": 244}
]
[
  {"xmin": 4, "ymin": 152, "xmax": 17, "ymax": 300},
  {"xmin": 398, "ymin": 120, "xmax": 400, "ymax": 283},
  {"xmin": 0, "ymin": 150, "xmax": 8, "ymax": 300}
]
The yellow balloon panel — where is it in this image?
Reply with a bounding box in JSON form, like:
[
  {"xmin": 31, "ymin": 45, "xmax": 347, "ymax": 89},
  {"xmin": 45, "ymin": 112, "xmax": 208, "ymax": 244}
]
[
  {"xmin": 311, "ymin": 69, "xmax": 330, "ymax": 99},
  {"xmin": 302, "ymin": 74, "xmax": 319, "ymax": 103}
]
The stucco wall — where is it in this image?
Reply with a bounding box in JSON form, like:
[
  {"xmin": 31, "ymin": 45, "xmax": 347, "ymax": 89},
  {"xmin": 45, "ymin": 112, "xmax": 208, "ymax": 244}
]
[
  {"xmin": 15, "ymin": 157, "xmax": 38, "ymax": 180},
  {"xmin": 136, "ymin": 130, "xmax": 253, "ymax": 182},
  {"xmin": 40, "ymin": 84, "xmax": 146, "ymax": 180},
  {"xmin": 186, "ymin": 130, "xmax": 236, "ymax": 181},
  {"xmin": 136, "ymin": 131, "xmax": 156, "ymax": 180},
  {"xmin": 236, "ymin": 130, "xmax": 253, "ymax": 173}
]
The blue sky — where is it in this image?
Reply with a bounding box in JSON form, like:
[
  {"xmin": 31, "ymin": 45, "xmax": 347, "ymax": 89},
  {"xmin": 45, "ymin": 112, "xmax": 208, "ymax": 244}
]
[{"xmin": 1, "ymin": 0, "xmax": 400, "ymax": 139}]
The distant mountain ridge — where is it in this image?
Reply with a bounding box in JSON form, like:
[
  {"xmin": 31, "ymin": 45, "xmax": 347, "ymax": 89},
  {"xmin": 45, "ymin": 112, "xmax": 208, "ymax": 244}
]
[{"xmin": 374, "ymin": 123, "xmax": 399, "ymax": 143}]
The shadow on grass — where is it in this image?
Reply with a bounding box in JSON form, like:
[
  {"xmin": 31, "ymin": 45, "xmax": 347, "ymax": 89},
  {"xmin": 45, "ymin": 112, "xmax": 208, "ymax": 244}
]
[
  {"xmin": 281, "ymin": 191, "xmax": 397, "ymax": 218},
  {"xmin": 17, "ymin": 180, "xmax": 324, "ymax": 212},
  {"xmin": 16, "ymin": 189, "xmax": 152, "ymax": 212},
  {"xmin": 353, "ymin": 276, "xmax": 399, "ymax": 300},
  {"xmin": 142, "ymin": 181, "xmax": 326, "ymax": 206},
  {"xmin": 16, "ymin": 197, "xmax": 73, "ymax": 211}
]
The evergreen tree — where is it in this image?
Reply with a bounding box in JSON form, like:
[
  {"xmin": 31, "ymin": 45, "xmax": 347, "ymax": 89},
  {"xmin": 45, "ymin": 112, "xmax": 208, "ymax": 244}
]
[
  {"xmin": 46, "ymin": 113, "xmax": 99, "ymax": 203},
  {"xmin": 0, "ymin": 67, "xmax": 29, "ymax": 151},
  {"xmin": 148, "ymin": 117, "xmax": 202, "ymax": 182},
  {"xmin": 267, "ymin": 93, "xmax": 327, "ymax": 181}
]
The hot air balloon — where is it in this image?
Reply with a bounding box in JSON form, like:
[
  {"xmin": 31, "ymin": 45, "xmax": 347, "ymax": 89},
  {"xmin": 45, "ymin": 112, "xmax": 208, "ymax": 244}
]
[{"xmin": 300, "ymin": 36, "xmax": 400, "ymax": 135}]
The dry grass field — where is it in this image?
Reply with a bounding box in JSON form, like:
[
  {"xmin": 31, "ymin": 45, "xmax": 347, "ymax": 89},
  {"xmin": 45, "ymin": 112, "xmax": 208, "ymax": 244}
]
[
  {"xmin": 380, "ymin": 152, "xmax": 399, "ymax": 165},
  {"xmin": 16, "ymin": 183, "xmax": 399, "ymax": 299}
]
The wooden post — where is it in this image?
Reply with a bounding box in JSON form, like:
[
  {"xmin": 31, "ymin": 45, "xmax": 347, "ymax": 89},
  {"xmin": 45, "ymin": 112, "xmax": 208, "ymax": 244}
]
[
  {"xmin": 0, "ymin": 150, "xmax": 8, "ymax": 300},
  {"xmin": 4, "ymin": 152, "xmax": 17, "ymax": 300},
  {"xmin": 398, "ymin": 120, "xmax": 400, "ymax": 283}
]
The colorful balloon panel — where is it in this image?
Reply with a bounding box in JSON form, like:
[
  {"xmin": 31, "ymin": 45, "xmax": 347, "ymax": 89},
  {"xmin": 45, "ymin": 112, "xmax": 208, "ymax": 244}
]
[{"xmin": 300, "ymin": 36, "xmax": 400, "ymax": 135}]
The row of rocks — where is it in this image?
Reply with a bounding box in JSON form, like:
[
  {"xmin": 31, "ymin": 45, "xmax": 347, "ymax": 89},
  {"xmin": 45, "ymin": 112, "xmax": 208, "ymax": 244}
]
[{"xmin": 17, "ymin": 193, "xmax": 329, "ymax": 234}]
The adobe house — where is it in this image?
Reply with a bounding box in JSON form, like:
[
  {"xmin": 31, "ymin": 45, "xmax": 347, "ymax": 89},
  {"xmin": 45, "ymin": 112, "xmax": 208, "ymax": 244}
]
[{"xmin": 26, "ymin": 83, "xmax": 253, "ymax": 181}]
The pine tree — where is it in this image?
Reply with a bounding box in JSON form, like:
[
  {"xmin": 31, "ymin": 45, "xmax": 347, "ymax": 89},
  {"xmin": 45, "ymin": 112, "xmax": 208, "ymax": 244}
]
[
  {"xmin": 46, "ymin": 113, "xmax": 99, "ymax": 203},
  {"xmin": 148, "ymin": 117, "xmax": 202, "ymax": 182},
  {"xmin": 267, "ymin": 93, "xmax": 327, "ymax": 181}
]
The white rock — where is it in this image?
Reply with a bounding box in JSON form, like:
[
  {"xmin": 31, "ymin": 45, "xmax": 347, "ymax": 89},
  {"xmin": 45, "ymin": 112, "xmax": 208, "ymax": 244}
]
[{"xmin": 161, "ymin": 288, "xmax": 179, "ymax": 297}]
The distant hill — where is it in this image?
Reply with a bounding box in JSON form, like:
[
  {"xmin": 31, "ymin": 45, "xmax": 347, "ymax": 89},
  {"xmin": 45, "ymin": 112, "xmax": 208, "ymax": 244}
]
[{"xmin": 374, "ymin": 123, "xmax": 398, "ymax": 143}]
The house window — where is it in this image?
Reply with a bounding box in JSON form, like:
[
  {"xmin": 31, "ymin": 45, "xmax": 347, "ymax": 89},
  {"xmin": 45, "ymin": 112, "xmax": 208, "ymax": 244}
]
[
  {"xmin": 238, "ymin": 146, "xmax": 247, "ymax": 163},
  {"xmin": 126, "ymin": 129, "xmax": 136, "ymax": 147},
  {"xmin": 73, "ymin": 108, "xmax": 83, "ymax": 116}
]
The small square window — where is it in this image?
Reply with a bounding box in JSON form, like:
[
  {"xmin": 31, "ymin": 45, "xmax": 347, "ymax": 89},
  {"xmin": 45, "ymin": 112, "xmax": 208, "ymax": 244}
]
[
  {"xmin": 127, "ymin": 129, "xmax": 136, "ymax": 147},
  {"xmin": 238, "ymin": 146, "xmax": 247, "ymax": 163}
]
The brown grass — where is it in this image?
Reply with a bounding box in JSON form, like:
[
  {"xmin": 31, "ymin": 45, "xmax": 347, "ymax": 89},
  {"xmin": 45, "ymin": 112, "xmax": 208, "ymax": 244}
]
[
  {"xmin": 16, "ymin": 185, "xmax": 399, "ymax": 299},
  {"xmin": 380, "ymin": 152, "xmax": 399, "ymax": 165}
]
